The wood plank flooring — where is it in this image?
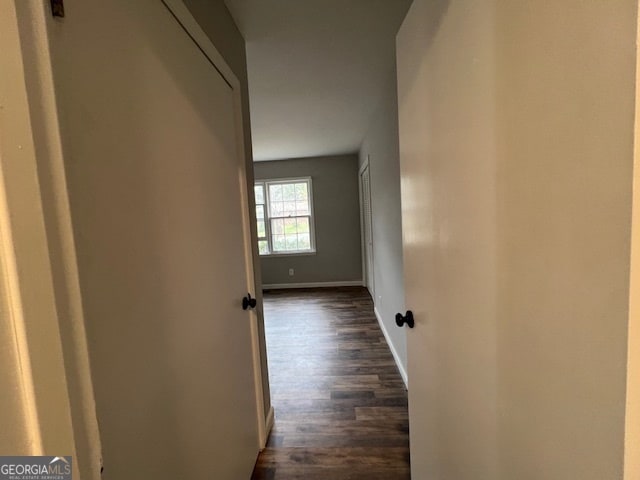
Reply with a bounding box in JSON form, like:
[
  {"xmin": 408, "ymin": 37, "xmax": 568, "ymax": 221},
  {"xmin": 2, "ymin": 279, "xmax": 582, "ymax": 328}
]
[{"xmin": 251, "ymin": 287, "xmax": 410, "ymax": 479}]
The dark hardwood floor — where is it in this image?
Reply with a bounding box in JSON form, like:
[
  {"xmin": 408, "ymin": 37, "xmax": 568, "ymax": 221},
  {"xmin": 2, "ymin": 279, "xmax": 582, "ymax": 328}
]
[{"xmin": 251, "ymin": 287, "xmax": 410, "ymax": 479}]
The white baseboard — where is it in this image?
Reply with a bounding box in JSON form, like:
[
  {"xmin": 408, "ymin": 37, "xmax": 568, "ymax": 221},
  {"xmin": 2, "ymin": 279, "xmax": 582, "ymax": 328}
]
[
  {"xmin": 374, "ymin": 306, "xmax": 408, "ymax": 389},
  {"xmin": 260, "ymin": 406, "xmax": 275, "ymax": 451},
  {"xmin": 262, "ymin": 280, "xmax": 363, "ymax": 290},
  {"xmin": 265, "ymin": 406, "xmax": 274, "ymax": 434}
]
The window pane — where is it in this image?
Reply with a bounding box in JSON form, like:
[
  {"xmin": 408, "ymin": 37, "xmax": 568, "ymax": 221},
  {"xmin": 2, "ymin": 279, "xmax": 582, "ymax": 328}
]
[
  {"xmin": 257, "ymin": 220, "xmax": 266, "ymax": 238},
  {"xmin": 260, "ymin": 180, "xmax": 313, "ymax": 255},
  {"xmin": 282, "ymin": 183, "xmax": 296, "ymax": 201},
  {"xmin": 284, "ymin": 218, "xmax": 297, "ymax": 234},
  {"xmin": 295, "ymin": 183, "xmax": 308, "ymax": 201},
  {"xmin": 271, "ymin": 202, "xmax": 283, "ymax": 217},
  {"xmin": 272, "ymin": 234, "xmax": 286, "ymax": 251},
  {"xmin": 283, "ymin": 201, "xmax": 296, "ymax": 216},
  {"xmin": 271, "ymin": 218, "xmax": 284, "ymax": 234},
  {"xmin": 285, "ymin": 235, "xmax": 298, "ymax": 250},
  {"xmin": 270, "ymin": 184, "xmax": 283, "ymax": 201},
  {"xmin": 296, "ymin": 217, "xmax": 309, "ymax": 233},
  {"xmin": 254, "ymin": 185, "xmax": 264, "ymax": 204},
  {"xmin": 298, "ymin": 233, "xmax": 310, "ymax": 250},
  {"xmin": 296, "ymin": 201, "xmax": 309, "ymax": 215}
]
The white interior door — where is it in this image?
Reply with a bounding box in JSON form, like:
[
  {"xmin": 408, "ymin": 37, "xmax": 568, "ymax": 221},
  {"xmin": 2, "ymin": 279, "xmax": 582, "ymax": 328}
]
[
  {"xmin": 396, "ymin": 1, "xmax": 498, "ymax": 479},
  {"xmin": 397, "ymin": 0, "xmax": 636, "ymax": 479},
  {"xmin": 45, "ymin": 1, "xmax": 261, "ymax": 478},
  {"xmin": 360, "ymin": 164, "xmax": 375, "ymax": 296}
]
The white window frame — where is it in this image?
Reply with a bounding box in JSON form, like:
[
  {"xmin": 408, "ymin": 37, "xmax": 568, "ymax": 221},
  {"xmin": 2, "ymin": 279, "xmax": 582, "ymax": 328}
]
[{"xmin": 255, "ymin": 177, "xmax": 316, "ymax": 256}]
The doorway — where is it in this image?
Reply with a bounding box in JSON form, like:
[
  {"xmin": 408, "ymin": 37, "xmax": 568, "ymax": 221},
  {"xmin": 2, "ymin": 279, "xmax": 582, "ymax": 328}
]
[{"xmin": 360, "ymin": 159, "xmax": 375, "ymax": 298}]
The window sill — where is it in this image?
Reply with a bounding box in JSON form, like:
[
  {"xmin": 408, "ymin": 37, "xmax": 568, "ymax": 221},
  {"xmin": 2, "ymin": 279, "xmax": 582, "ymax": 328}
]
[{"xmin": 259, "ymin": 250, "xmax": 316, "ymax": 258}]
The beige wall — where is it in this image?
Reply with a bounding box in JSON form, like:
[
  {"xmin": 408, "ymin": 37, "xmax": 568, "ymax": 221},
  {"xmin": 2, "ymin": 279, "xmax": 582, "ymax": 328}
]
[
  {"xmin": 254, "ymin": 155, "xmax": 362, "ymax": 286},
  {"xmin": 0, "ymin": 311, "xmax": 31, "ymax": 456},
  {"xmin": 359, "ymin": 71, "xmax": 407, "ymax": 381},
  {"xmin": 497, "ymin": 2, "xmax": 635, "ymax": 478},
  {"xmin": 0, "ymin": 268, "xmax": 31, "ymax": 455},
  {"xmin": 18, "ymin": 1, "xmax": 104, "ymax": 476},
  {"xmin": 0, "ymin": 0, "xmax": 41, "ymax": 458},
  {"xmin": 398, "ymin": 0, "xmax": 637, "ymax": 478}
]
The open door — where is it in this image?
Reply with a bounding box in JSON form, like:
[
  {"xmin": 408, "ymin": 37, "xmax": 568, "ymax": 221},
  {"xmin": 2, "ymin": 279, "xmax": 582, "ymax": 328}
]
[
  {"xmin": 396, "ymin": 2, "xmax": 498, "ymax": 478},
  {"xmin": 38, "ymin": 0, "xmax": 264, "ymax": 478},
  {"xmin": 397, "ymin": 1, "xmax": 637, "ymax": 479}
]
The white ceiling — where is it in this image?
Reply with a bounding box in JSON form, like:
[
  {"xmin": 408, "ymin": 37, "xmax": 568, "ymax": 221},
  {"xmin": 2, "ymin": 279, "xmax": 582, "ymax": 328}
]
[{"xmin": 224, "ymin": 0, "xmax": 413, "ymax": 161}]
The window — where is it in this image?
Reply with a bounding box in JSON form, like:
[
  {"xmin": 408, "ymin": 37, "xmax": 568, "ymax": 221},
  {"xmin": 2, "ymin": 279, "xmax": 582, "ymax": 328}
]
[{"xmin": 254, "ymin": 178, "xmax": 315, "ymax": 255}]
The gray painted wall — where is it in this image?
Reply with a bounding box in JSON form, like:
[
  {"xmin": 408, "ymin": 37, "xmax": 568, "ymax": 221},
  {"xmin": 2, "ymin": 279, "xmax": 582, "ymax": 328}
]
[
  {"xmin": 183, "ymin": 0, "xmax": 271, "ymax": 418},
  {"xmin": 358, "ymin": 71, "xmax": 407, "ymax": 379},
  {"xmin": 254, "ymin": 155, "xmax": 362, "ymax": 286}
]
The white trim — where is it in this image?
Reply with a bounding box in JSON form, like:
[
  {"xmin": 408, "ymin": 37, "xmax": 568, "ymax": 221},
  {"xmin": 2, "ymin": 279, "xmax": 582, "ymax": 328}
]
[
  {"xmin": 359, "ymin": 159, "xmax": 375, "ymax": 297},
  {"xmin": 358, "ymin": 157, "xmax": 370, "ymax": 176},
  {"xmin": 260, "ymin": 251, "xmax": 316, "ymax": 258},
  {"xmin": 161, "ymin": 0, "xmax": 238, "ymax": 89},
  {"xmin": 374, "ymin": 306, "xmax": 408, "ymax": 388},
  {"xmin": 256, "ymin": 177, "xmax": 316, "ymax": 255},
  {"xmin": 262, "ymin": 280, "xmax": 364, "ymax": 290},
  {"xmin": 259, "ymin": 175, "xmax": 314, "ymax": 184},
  {"xmin": 262, "ymin": 406, "xmax": 275, "ymax": 450},
  {"xmin": 161, "ymin": 0, "xmax": 269, "ymax": 451},
  {"xmin": 624, "ymin": 8, "xmax": 640, "ymax": 477},
  {"xmin": 358, "ymin": 157, "xmax": 367, "ymax": 288}
]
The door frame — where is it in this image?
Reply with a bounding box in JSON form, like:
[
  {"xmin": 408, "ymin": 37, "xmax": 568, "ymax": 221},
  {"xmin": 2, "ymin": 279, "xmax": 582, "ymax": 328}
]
[
  {"xmin": 624, "ymin": 5, "xmax": 640, "ymax": 475},
  {"xmin": 359, "ymin": 157, "xmax": 375, "ymax": 297},
  {"xmin": 0, "ymin": 1, "xmax": 102, "ymax": 478},
  {"xmin": 158, "ymin": 0, "xmax": 270, "ymax": 448}
]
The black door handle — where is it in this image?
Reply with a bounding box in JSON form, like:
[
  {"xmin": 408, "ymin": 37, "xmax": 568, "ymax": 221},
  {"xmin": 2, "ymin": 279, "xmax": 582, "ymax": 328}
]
[
  {"xmin": 242, "ymin": 293, "xmax": 257, "ymax": 310},
  {"xmin": 395, "ymin": 310, "xmax": 414, "ymax": 328}
]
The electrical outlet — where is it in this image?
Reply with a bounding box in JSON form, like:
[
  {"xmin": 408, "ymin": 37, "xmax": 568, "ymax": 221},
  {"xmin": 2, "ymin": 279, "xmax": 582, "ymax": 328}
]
[{"xmin": 289, "ymin": 268, "xmax": 294, "ymax": 276}]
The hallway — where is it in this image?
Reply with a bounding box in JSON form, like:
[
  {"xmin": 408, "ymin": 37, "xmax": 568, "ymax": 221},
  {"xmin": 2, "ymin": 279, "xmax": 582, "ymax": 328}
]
[{"xmin": 251, "ymin": 287, "xmax": 410, "ymax": 479}]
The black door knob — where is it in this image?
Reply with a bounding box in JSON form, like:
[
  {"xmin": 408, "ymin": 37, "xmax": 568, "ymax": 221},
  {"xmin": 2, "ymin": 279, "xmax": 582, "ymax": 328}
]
[
  {"xmin": 242, "ymin": 293, "xmax": 257, "ymax": 310},
  {"xmin": 395, "ymin": 310, "xmax": 414, "ymax": 328}
]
